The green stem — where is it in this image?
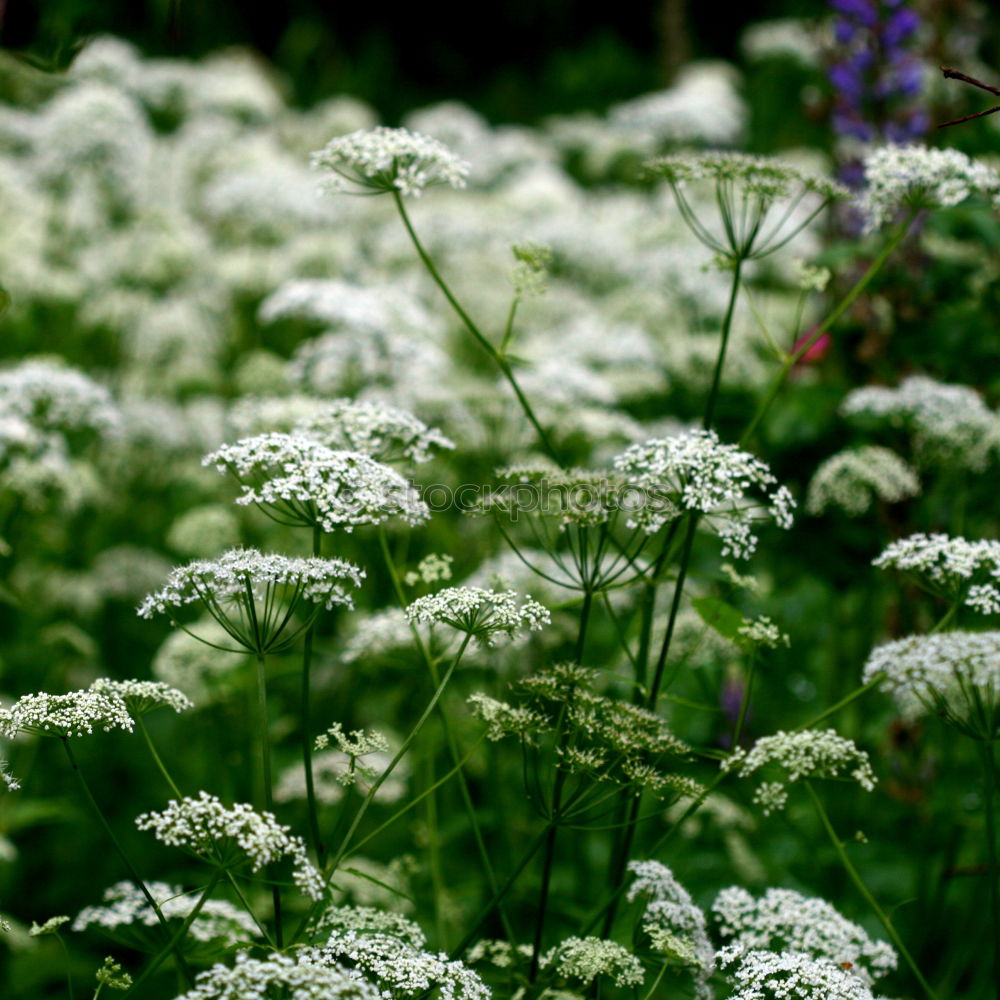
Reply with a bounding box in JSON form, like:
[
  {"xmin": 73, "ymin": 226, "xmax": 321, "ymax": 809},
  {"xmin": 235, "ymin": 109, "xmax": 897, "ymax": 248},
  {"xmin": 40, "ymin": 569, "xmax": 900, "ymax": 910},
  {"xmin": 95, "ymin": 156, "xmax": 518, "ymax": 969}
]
[
  {"xmin": 794, "ymin": 676, "xmax": 883, "ymax": 732},
  {"xmin": 254, "ymin": 652, "xmax": 282, "ymax": 948},
  {"xmin": 703, "ymin": 256, "xmax": 744, "ymax": 431},
  {"xmin": 575, "ymin": 588, "xmax": 594, "ymax": 664},
  {"xmin": 60, "ymin": 739, "xmax": 193, "ymax": 987},
  {"xmin": 377, "ymin": 528, "xmax": 518, "ymax": 947},
  {"xmin": 393, "ymin": 191, "xmax": 561, "ymax": 465},
  {"xmin": 223, "ymin": 869, "xmax": 275, "ymax": 947},
  {"xmin": 981, "ymin": 740, "xmax": 1000, "ymax": 1000},
  {"xmin": 326, "ymin": 644, "xmax": 466, "ymax": 877},
  {"xmin": 137, "ymin": 717, "xmax": 182, "ymax": 800},
  {"xmin": 732, "ymin": 649, "xmax": 757, "ymax": 748},
  {"xmin": 302, "ymin": 524, "xmax": 325, "ymax": 868},
  {"xmin": 932, "ymin": 600, "xmax": 961, "ymax": 634},
  {"xmin": 740, "ymin": 207, "xmax": 919, "ymax": 446},
  {"xmin": 123, "ymin": 871, "xmax": 222, "ymax": 997},
  {"xmin": 806, "ymin": 781, "xmax": 938, "ymax": 1000},
  {"xmin": 54, "ymin": 932, "xmax": 75, "ymax": 1000}
]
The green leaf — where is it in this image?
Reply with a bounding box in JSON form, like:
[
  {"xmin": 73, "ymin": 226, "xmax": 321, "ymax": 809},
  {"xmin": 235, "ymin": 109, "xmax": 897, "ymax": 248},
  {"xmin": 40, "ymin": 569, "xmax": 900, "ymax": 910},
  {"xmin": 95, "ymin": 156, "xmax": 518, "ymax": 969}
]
[{"xmin": 691, "ymin": 595, "xmax": 745, "ymax": 641}]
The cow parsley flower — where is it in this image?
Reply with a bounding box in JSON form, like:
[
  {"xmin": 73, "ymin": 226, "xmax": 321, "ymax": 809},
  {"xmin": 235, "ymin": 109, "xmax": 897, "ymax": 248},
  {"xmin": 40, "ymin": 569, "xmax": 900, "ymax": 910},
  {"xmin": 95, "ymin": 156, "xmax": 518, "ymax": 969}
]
[
  {"xmin": 0, "ymin": 689, "xmax": 133, "ymax": 739},
  {"xmin": 137, "ymin": 548, "xmax": 363, "ymax": 653},
  {"xmin": 405, "ymin": 587, "xmax": 550, "ymax": 646},
  {"xmin": 294, "ymin": 399, "xmax": 455, "ymax": 464},
  {"xmin": 135, "ymin": 792, "xmax": 325, "ymax": 900},
  {"xmin": 93, "ymin": 955, "xmax": 132, "ymax": 991},
  {"xmin": 841, "ymin": 375, "xmax": 1000, "ymax": 471},
  {"xmin": 29, "ymin": 915, "xmax": 70, "ymax": 937},
  {"xmin": 712, "ymin": 886, "xmax": 897, "ymax": 984},
  {"xmin": 174, "ymin": 949, "xmax": 380, "ymax": 1000},
  {"xmin": 627, "ymin": 860, "xmax": 714, "ymax": 999},
  {"xmin": 723, "ymin": 729, "xmax": 876, "ymax": 813},
  {"xmin": 613, "ymin": 430, "xmax": 795, "ymax": 557},
  {"xmin": 319, "ymin": 930, "xmax": 489, "ymax": 1000},
  {"xmin": 88, "ymin": 678, "xmax": 193, "ymax": 717},
  {"xmin": 312, "ymin": 126, "xmax": 471, "ymax": 197},
  {"xmin": 862, "ymin": 631, "xmax": 1000, "ymax": 739},
  {"xmin": 806, "ymin": 446, "xmax": 920, "ymax": 516},
  {"xmin": 203, "ymin": 434, "xmax": 430, "ymax": 532},
  {"xmin": 859, "ymin": 144, "xmax": 1000, "ymax": 232},
  {"xmin": 1, "ymin": 761, "xmax": 18, "ymax": 792},
  {"xmin": 873, "ymin": 534, "xmax": 1000, "ymax": 615},
  {"xmin": 309, "ymin": 904, "xmax": 426, "ymax": 948},
  {"xmin": 73, "ymin": 880, "xmax": 258, "ymax": 950},
  {"xmin": 541, "ymin": 937, "xmax": 644, "ymax": 989},
  {"xmin": 646, "ymin": 152, "xmax": 847, "ymax": 260},
  {"xmin": 718, "ymin": 945, "xmax": 878, "ymax": 1000}
]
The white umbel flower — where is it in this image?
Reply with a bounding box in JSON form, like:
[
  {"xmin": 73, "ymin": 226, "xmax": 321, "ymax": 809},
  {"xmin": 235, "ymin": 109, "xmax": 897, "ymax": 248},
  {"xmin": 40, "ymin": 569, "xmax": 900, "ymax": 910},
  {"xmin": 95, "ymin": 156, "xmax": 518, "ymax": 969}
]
[
  {"xmin": 135, "ymin": 792, "xmax": 325, "ymax": 900},
  {"xmin": 312, "ymin": 126, "xmax": 471, "ymax": 197},
  {"xmin": 88, "ymin": 678, "xmax": 193, "ymax": 717},
  {"xmin": 712, "ymin": 886, "xmax": 897, "ymax": 984},
  {"xmin": 863, "ymin": 631, "xmax": 1000, "ymax": 739},
  {"xmin": 541, "ymin": 936, "xmax": 645, "ymax": 988},
  {"xmin": 806, "ymin": 446, "xmax": 920, "ymax": 516},
  {"xmin": 613, "ymin": 429, "xmax": 795, "ymax": 557},
  {"xmin": 174, "ymin": 949, "xmax": 380, "ymax": 1000},
  {"xmin": 718, "ymin": 945, "xmax": 878, "ymax": 1000},
  {"xmin": 73, "ymin": 879, "xmax": 258, "ymax": 947},
  {"xmin": 405, "ymin": 587, "xmax": 551, "ymax": 646},
  {"xmin": 723, "ymin": 729, "xmax": 876, "ymax": 814},
  {"xmin": 859, "ymin": 144, "xmax": 1000, "ymax": 232},
  {"xmin": 0, "ymin": 689, "xmax": 133, "ymax": 739},
  {"xmin": 873, "ymin": 533, "xmax": 1000, "ymax": 615},
  {"xmin": 203, "ymin": 434, "xmax": 430, "ymax": 532}
]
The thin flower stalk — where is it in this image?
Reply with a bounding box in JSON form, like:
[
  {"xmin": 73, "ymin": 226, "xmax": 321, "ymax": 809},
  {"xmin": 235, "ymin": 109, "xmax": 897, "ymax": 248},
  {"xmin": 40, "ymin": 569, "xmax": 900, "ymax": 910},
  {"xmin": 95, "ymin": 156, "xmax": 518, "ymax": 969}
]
[
  {"xmin": 391, "ymin": 191, "xmax": 561, "ymax": 466},
  {"xmin": 60, "ymin": 738, "xmax": 194, "ymax": 987},
  {"xmin": 805, "ymin": 781, "xmax": 938, "ymax": 1000},
  {"xmin": 254, "ymin": 649, "xmax": 283, "ymax": 948},
  {"xmin": 982, "ymin": 740, "xmax": 1000, "ymax": 1000},
  {"xmin": 741, "ymin": 206, "xmax": 919, "ymax": 445},
  {"xmin": 301, "ymin": 524, "xmax": 325, "ymax": 869},
  {"xmin": 378, "ymin": 528, "xmax": 520, "ymax": 948}
]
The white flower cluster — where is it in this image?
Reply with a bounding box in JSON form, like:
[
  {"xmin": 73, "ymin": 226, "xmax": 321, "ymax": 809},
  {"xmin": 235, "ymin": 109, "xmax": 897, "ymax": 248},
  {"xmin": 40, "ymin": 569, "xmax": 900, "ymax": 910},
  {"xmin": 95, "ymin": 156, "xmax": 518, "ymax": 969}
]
[
  {"xmin": 862, "ymin": 631, "xmax": 1000, "ymax": 738},
  {"xmin": 613, "ymin": 430, "xmax": 795, "ymax": 557},
  {"xmin": 1, "ymin": 760, "xmax": 18, "ymax": 792},
  {"xmin": 309, "ymin": 904, "xmax": 427, "ymax": 948},
  {"xmin": 406, "ymin": 587, "xmax": 550, "ymax": 646},
  {"xmin": 312, "ymin": 126, "xmax": 471, "ymax": 197},
  {"xmin": 174, "ymin": 950, "xmax": 380, "ymax": 1000},
  {"xmin": 626, "ymin": 860, "xmax": 715, "ymax": 998},
  {"xmin": 712, "ymin": 886, "xmax": 897, "ymax": 984},
  {"xmin": 134, "ymin": 791, "xmax": 325, "ymax": 900},
  {"xmin": 0, "ymin": 359, "xmax": 121, "ymax": 439},
  {"xmin": 723, "ymin": 729, "xmax": 876, "ymax": 814},
  {"xmin": 137, "ymin": 548, "xmax": 364, "ymax": 619},
  {"xmin": 840, "ymin": 375, "xmax": 1000, "ymax": 471},
  {"xmin": 737, "ymin": 616, "xmax": 789, "ymax": 650},
  {"xmin": 320, "ymin": 929, "xmax": 489, "ymax": 1000},
  {"xmin": 873, "ymin": 533, "xmax": 1000, "ymax": 615},
  {"xmin": 806, "ymin": 446, "xmax": 920, "ymax": 517},
  {"xmin": 89, "ymin": 678, "xmax": 193, "ymax": 717},
  {"xmin": 541, "ymin": 936, "xmax": 645, "ymax": 989},
  {"xmin": 859, "ymin": 144, "xmax": 1000, "ymax": 232},
  {"xmin": 0, "ymin": 689, "xmax": 134, "ymax": 740},
  {"xmin": 276, "ymin": 747, "xmax": 407, "ymax": 807},
  {"xmin": 203, "ymin": 434, "xmax": 430, "ymax": 532},
  {"xmin": 295, "ymin": 399, "xmax": 455, "ymax": 464},
  {"xmin": 404, "ymin": 553, "xmax": 454, "ymax": 587},
  {"xmin": 73, "ymin": 879, "xmax": 258, "ymax": 946},
  {"xmin": 717, "ymin": 945, "xmax": 878, "ymax": 1000}
]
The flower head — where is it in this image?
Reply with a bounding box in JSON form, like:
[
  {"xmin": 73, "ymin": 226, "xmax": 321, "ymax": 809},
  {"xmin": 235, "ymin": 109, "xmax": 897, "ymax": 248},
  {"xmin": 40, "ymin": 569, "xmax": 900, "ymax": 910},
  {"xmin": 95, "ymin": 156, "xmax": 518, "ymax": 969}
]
[
  {"xmin": 137, "ymin": 548, "xmax": 364, "ymax": 653},
  {"xmin": 723, "ymin": 729, "xmax": 876, "ymax": 813},
  {"xmin": 718, "ymin": 946, "xmax": 878, "ymax": 1000},
  {"xmin": 712, "ymin": 886, "xmax": 897, "ymax": 984},
  {"xmin": 646, "ymin": 152, "xmax": 847, "ymax": 260},
  {"xmin": 806, "ymin": 445, "xmax": 920, "ymax": 516},
  {"xmin": 203, "ymin": 434, "xmax": 430, "ymax": 532},
  {"xmin": 541, "ymin": 937, "xmax": 644, "ymax": 989},
  {"xmin": 294, "ymin": 399, "xmax": 455, "ymax": 464},
  {"xmin": 863, "ymin": 631, "xmax": 1000, "ymax": 739},
  {"xmin": 0, "ymin": 689, "xmax": 133, "ymax": 740},
  {"xmin": 613, "ymin": 430, "xmax": 795, "ymax": 557},
  {"xmin": 135, "ymin": 792, "xmax": 325, "ymax": 900},
  {"xmin": 312, "ymin": 126, "xmax": 471, "ymax": 197},
  {"xmin": 173, "ymin": 950, "xmax": 380, "ymax": 1000},
  {"xmin": 89, "ymin": 678, "xmax": 193, "ymax": 717},
  {"xmin": 405, "ymin": 587, "xmax": 550, "ymax": 646},
  {"xmin": 873, "ymin": 534, "xmax": 1000, "ymax": 615},
  {"xmin": 859, "ymin": 144, "xmax": 1000, "ymax": 232}
]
